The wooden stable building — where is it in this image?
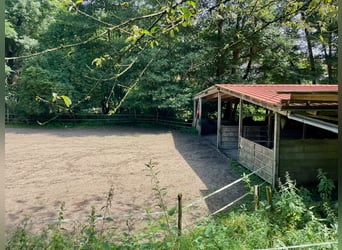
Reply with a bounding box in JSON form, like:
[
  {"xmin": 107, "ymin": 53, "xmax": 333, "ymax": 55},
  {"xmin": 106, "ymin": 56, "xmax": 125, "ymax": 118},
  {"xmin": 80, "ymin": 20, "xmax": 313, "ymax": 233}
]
[{"xmin": 193, "ymin": 84, "xmax": 338, "ymax": 187}]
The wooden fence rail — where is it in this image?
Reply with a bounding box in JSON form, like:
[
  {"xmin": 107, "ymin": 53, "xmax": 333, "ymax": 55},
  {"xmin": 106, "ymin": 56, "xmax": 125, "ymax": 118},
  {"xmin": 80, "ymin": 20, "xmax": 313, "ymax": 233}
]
[{"xmin": 5, "ymin": 113, "xmax": 193, "ymax": 129}]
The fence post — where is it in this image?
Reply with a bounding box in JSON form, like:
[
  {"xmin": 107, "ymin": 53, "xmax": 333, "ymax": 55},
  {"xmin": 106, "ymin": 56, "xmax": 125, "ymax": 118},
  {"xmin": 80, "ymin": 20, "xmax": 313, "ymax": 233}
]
[
  {"xmin": 178, "ymin": 193, "xmax": 182, "ymax": 236},
  {"xmin": 254, "ymin": 185, "xmax": 260, "ymax": 211},
  {"xmin": 266, "ymin": 186, "xmax": 273, "ymax": 210}
]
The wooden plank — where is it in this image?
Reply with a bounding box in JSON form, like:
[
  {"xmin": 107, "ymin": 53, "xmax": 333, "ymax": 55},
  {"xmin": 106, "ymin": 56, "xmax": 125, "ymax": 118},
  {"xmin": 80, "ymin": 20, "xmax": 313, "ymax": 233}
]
[
  {"xmin": 203, "ymin": 92, "xmax": 219, "ymax": 101},
  {"xmin": 273, "ymin": 113, "xmax": 280, "ymax": 187},
  {"xmin": 217, "ymin": 92, "xmax": 222, "ymax": 148},
  {"xmin": 222, "ymin": 134, "xmax": 238, "ymax": 138},
  {"xmin": 238, "ymin": 99, "xmax": 243, "ymax": 146},
  {"xmin": 256, "ymin": 146, "xmax": 273, "ymax": 157},
  {"xmin": 222, "ymin": 126, "xmax": 239, "ymax": 144},
  {"xmin": 288, "ymin": 93, "xmax": 338, "ymax": 102},
  {"xmin": 222, "ymin": 126, "xmax": 238, "ymax": 137},
  {"xmin": 238, "ymin": 137, "xmax": 274, "ymax": 183},
  {"xmin": 192, "ymin": 100, "xmax": 196, "ymax": 127},
  {"xmin": 221, "ymin": 142, "xmax": 238, "ymax": 149},
  {"xmin": 198, "ymin": 98, "xmax": 202, "ymax": 135},
  {"xmin": 222, "ymin": 135, "xmax": 238, "ymax": 140}
]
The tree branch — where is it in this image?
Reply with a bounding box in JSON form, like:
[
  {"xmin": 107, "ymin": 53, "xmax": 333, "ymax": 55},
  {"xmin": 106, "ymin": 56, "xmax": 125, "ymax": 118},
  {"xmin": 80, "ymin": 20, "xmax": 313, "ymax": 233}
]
[
  {"xmin": 110, "ymin": 53, "xmax": 157, "ymax": 115},
  {"xmin": 5, "ymin": 0, "xmax": 189, "ymax": 61},
  {"xmin": 5, "ymin": 29, "xmax": 109, "ymax": 61}
]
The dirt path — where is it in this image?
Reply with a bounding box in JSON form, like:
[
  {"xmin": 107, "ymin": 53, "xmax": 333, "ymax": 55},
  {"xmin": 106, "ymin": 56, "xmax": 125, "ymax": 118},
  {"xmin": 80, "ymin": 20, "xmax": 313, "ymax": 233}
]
[{"xmin": 5, "ymin": 127, "xmax": 246, "ymax": 232}]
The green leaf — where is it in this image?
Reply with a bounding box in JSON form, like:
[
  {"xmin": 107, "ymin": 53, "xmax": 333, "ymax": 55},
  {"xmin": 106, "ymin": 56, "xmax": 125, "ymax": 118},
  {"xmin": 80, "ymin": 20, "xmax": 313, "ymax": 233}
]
[
  {"xmin": 61, "ymin": 0, "xmax": 73, "ymax": 8},
  {"xmin": 121, "ymin": 2, "xmax": 129, "ymax": 7},
  {"xmin": 67, "ymin": 50, "xmax": 73, "ymax": 58},
  {"xmin": 104, "ymin": 217, "xmax": 114, "ymax": 221},
  {"xmin": 52, "ymin": 93, "xmax": 58, "ymax": 103},
  {"xmin": 309, "ymin": 0, "xmax": 319, "ymax": 9},
  {"xmin": 187, "ymin": 1, "xmax": 197, "ymax": 8},
  {"xmin": 167, "ymin": 206, "xmax": 177, "ymax": 216},
  {"xmin": 61, "ymin": 95, "xmax": 72, "ymax": 107},
  {"xmin": 92, "ymin": 58, "xmax": 102, "ymax": 67},
  {"xmin": 141, "ymin": 29, "xmax": 150, "ymax": 36}
]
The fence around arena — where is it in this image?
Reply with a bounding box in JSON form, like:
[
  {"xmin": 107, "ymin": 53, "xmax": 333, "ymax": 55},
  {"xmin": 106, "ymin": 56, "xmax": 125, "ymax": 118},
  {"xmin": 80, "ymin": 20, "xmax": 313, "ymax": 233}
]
[{"xmin": 5, "ymin": 113, "xmax": 193, "ymax": 129}]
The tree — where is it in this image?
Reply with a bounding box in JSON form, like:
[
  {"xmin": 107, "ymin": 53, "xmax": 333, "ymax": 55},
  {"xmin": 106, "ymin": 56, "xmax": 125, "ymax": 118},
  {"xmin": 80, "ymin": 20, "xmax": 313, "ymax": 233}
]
[{"xmin": 5, "ymin": 0, "xmax": 337, "ymax": 123}]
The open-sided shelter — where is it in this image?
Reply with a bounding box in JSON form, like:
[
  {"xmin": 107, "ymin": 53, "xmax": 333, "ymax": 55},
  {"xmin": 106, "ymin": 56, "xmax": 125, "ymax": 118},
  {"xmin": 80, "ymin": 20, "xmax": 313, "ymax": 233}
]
[{"xmin": 193, "ymin": 84, "xmax": 338, "ymax": 186}]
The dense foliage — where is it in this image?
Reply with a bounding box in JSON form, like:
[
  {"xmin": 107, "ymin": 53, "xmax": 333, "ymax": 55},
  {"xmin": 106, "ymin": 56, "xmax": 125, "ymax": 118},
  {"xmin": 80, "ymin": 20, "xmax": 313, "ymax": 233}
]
[{"xmin": 5, "ymin": 0, "xmax": 338, "ymax": 122}]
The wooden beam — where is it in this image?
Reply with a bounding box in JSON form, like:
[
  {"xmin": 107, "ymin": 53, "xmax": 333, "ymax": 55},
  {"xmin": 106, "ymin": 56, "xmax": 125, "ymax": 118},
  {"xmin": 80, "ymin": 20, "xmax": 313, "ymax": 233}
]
[
  {"xmin": 193, "ymin": 86, "xmax": 219, "ymax": 100},
  {"xmin": 277, "ymin": 90, "xmax": 338, "ymax": 94},
  {"xmin": 192, "ymin": 99, "xmax": 196, "ymax": 127},
  {"xmin": 238, "ymin": 99, "xmax": 243, "ymax": 150},
  {"xmin": 198, "ymin": 98, "xmax": 202, "ymax": 135},
  {"xmin": 267, "ymin": 110, "xmax": 272, "ymax": 148},
  {"xmin": 292, "ymin": 93, "xmax": 338, "ymax": 102},
  {"xmin": 281, "ymin": 104, "xmax": 338, "ymax": 111},
  {"xmin": 280, "ymin": 93, "xmax": 338, "ymax": 103},
  {"xmin": 272, "ymin": 112, "xmax": 280, "ymax": 187},
  {"xmin": 217, "ymin": 92, "xmax": 222, "ymax": 148}
]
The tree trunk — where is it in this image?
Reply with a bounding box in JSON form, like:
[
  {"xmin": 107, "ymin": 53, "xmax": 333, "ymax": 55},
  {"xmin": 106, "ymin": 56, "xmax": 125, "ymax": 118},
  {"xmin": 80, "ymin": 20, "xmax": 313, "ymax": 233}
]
[
  {"xmin": 301, "ymin": 12, "xmax": 316, "ymax": 84},
  {"xmin": 318, "ymin": 25, "xmax": 333, "ymax": 84},
  {"xmin": 243, "ymin": 48, "xmax": 253, "ymax": 80},
  {"xmin": 289, "ymin": 60, "xmax": 301, "ymax": 84},
  {"xmin": 216, "ymin": 0, "xmax": 225, "ymax": 77},
  {"xmin": 231, "ymin": 15, "xmax": 241, "ymax": 76},
  {"xmin": 327, "ymin": 34, "xmax": 333, "ymax": 83}
]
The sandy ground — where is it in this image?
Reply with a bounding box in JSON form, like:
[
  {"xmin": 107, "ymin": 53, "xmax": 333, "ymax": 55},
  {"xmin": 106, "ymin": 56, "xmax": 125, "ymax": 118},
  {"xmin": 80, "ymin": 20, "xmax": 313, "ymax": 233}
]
[{"xmin": 5, "ymin": 126, "xmax": 245, "ymax": 233}]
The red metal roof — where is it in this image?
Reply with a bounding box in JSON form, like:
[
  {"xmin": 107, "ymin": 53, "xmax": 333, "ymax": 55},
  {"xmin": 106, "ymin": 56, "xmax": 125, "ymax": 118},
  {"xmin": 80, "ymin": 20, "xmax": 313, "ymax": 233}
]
[{"xmin": 215, "ymin": 84, "xmax": 338, "ymax": 110}]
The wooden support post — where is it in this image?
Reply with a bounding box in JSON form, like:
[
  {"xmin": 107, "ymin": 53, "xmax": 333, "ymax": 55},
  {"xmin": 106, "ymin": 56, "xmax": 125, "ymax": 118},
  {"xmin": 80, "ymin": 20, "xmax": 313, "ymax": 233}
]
[
  {"xmin": 302, "ymin": 123, "xmax": 307, "ymax": 139},
  {"xmin": 198, "ymin": 98, "xmax": 202, "ymax": 135},
  {"xmin": 254, "ymin": 185, "xmax": 260, "ymax": 211},
  {"xmin": 266, "ymin": 186, "xmax": 273, "ymax": 210},
  {"xmin": 192, "ymin": 99, "xmax": 196, "ymax": 127},
  {"xmin": 272, "ymin": 112, "xmax": 280, "ymax": 187},
  {"xmin": 238, "ymin": 99, "xmax": 243, "ymax": 148},
  {"xmin": 177, "ymin": 193, "xmax": 182, "ymax": 236},
  {"xmin": 217, "ymin": 91, "xmax": 222, "ymax": 148},
  {"xmin": 267, "ymin": 110, "xmax": 272, "ymax": 148}
]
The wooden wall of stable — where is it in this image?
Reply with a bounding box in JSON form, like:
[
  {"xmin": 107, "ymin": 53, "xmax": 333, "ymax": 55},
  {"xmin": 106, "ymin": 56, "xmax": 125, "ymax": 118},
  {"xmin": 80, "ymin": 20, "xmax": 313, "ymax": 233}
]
[
  {"xmin": 278, "ymin": 139, "xmax": 338, "ymax": 186},
  {"xmin": 221, "ymin": 125, "xmax": 269, "ymax": 148},
  {"xmin": 238, "ymin": 137, "xmax": 273, "ymax": 184},
  {"xmin": 243, "ymin": 126, "xmax": 269, "ymax": 145},
  {"xmin": 221, "ymin": 125, "xmax": 238, "ymax": 148}
]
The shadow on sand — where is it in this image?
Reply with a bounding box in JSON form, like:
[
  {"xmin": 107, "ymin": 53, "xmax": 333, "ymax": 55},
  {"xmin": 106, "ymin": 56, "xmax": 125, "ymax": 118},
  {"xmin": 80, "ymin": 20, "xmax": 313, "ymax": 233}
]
[{"xmin": 171, "ymin": 131, "xmax": 247, "ymax": 214}]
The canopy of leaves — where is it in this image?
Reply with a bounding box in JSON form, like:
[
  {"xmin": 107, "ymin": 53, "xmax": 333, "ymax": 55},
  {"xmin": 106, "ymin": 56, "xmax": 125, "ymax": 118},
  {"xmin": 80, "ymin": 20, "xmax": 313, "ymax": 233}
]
[{"xmin": 5, "ymin": 0, "xmax": 338, "ymax": 121}]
